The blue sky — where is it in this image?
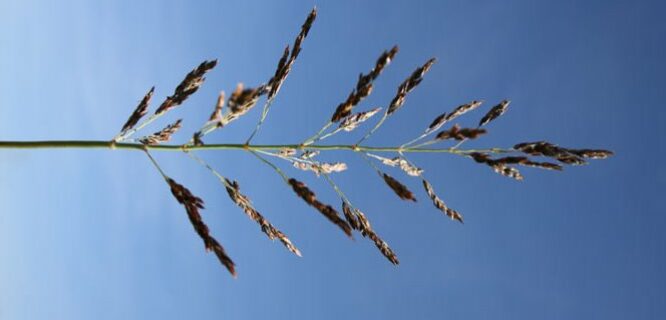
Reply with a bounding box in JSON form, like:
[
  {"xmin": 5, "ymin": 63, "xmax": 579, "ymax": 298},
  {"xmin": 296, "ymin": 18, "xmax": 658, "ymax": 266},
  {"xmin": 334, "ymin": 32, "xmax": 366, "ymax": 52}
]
[{"xmin": 0, "ymin": 0, "xmax": 664, "ymax": 319}]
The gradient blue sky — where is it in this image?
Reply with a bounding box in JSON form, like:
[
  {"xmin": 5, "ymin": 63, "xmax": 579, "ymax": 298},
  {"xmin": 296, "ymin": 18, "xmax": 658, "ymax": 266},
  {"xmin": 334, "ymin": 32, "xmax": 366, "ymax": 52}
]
[{"xmin": 1, "ymin": 0, "xmax": 664, "ymax": 319}]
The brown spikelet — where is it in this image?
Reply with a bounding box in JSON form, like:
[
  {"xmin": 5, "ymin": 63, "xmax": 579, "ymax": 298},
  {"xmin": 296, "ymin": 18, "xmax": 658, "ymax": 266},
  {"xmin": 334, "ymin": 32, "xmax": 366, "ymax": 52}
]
[
  {"xmin": 224, "ymin": 179, "xmax": 301, "ymax": 256},
  {"xmin": 267, "ymin": 46, "xmax": 291, "ymax": 99},
  {"xmin": 469, "ymin": 152, "xmax": 492, "ymax": 164},
  {"xmin": 342, "ymin": 202, "xmax": 399, "ymax": 264},
  {"xmin": 479, "ymin": 100, "xmax": 510, "ymax": 127},
  {"xmin": 228, "ymin": 83, "xmax": 264, "ymax": 116},
  {"xmin": 293, "ymin": 161, "xmax": 347, "ymax": 176},
  {"xmin": 422, "ymin": 180, "xmax": 463, "ymax": 223},
  {"xmin": 366, "ymin": 229, "xmax": 399, "ymax": 265},
  {"xmin": 338, "ymin": 107, "xmax": 382, "ymax": 132},
  {"xmin": 342, "ymin": 202, "xmax": 361, "ymax": 231},
  {"xmin": 331, "ymin": 47, "xmax": 398, "ymax": 122},
  {"xmin": 357, "ymin": 45, "xmax": 399, "ymax": 90},
  {"xmin": 291, "ymin": 8, "xmax": 317, "ymax": 60},
  {"xmin": 166, "ymin": 178, "xmax": 236, "ymax": 277},
  {"xmin": 556, "ymin": 153, "xmax": 587, "ymax": 165},
  {"xmin": 382, "ymin": 173, "xmax": 417, "ymax": 202},
  {"xmin": 491, "ymin": 156, "xmax": 529, "ymax": 164},
  {"xmin": 521, "ymin": 160, "xmax": 563, "ymax": 171},
  {"xmin": 568, "ymin": 149, "xmax": 614, "ymax": 159},
  {"xmin": 369, "ymin": 154, "xmax": 423, "ymax": 177},
  {"xmin": 209, "ymin": 91, "xmax": 225, "ymax": 122},
  {"xmin": 490, "ymin": 156, "xmax": 563, "ymax": 171},
  {"xmin": 267, "ymin": 8, "xmax": 317, "ymax": 100},
  {"xmin": 468, "ymin": 152, "xmax": 524, "ymax": 180},
  {"xmin": 514, "ymin": 141, "xmax": 587, "ymax": 165},
  {"xmin": 330, "ymin": 85, "xmax": 374, "ymax": 123},
  {"xmin": 435, "ymin": 124, "xmax": 487, "ymax": 141},
  {"xmin": 444, "ymin": 100, "xmax": 483, "ymax": 123},
  {"xmin": 288, "ymin": 178, "xmax": 352, "ymax": 237},
  {"xmin": 120, "ymin": 87, "xmax": 154, "ymax": 134},
  {"xmin": 425, "ymin": 112, "xmax": 448, "ymax": 134},
  {"xmin": 155, "ymin": 60, "xmax": 217, "ymax": 114},
  {"xmin": 139, "ymin": 119, "xmax": 182, "ymax": 145},
  {"xmin": 355, "ymin": 210, "xmax": 372, "ymax": 235},
  {"xmin": 492, "ymin": 164, "xmax": 524, "ymax": 180},
  {"xmin": 387, "ymin": 58, "xmax": 436, "ymax": 115}
]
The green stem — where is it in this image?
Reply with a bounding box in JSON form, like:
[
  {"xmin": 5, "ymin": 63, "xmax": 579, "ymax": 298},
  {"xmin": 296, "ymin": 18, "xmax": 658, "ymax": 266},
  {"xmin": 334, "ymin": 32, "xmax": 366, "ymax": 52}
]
[{"xmin": 0, "ymin": 140, "xmax": 512, "ymax": 154}]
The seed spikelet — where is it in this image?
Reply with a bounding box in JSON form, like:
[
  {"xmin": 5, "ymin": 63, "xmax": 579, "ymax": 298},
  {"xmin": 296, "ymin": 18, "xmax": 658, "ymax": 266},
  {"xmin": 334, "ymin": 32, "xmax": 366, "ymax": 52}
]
[
  {"xmin": 155, "ymin": 60, "xmax": 217, "ymax": 114},
  {"xmin": 120, "ymin": 87, "xmax": 154, "ymax": 134},
  {"xmin": 422, "ymin": 180, "xmax": 463, "ymax": 223},
  {"xmin": 166, "ymin": 177, "xmax": 236, "ymax": 277},
  {"xmin": 139, "ymin": 119, "xmax": 182, "ymax": 145},
  {"xmin": 224, "ymin": 179, "xmax": 301, "ymax": 256},
  {"xmin": 382, "ymin": 173, "xmax": 417, "ymax": 202},
  {"xmin": 479, "ymin": 100, "xmax": 510, "ymax": 127},
  {"xmin": 387, "ymin": 58, "xmax": 436, "ymax": 115},
  {"xmin": 288, "ymin": 178, "xmax": 352, "ymax": 237}
]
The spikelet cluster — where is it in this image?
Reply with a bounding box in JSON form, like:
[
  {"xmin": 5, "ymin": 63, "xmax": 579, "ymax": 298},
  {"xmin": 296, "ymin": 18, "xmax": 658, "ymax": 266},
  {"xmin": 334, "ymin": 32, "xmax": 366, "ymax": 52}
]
[
  {"xmin": 139, "ymin": 119, "xmax": 182, "ymax": 145},
  {"xmin": 166, "ymin": 177, "xmax": 236, "ymax": 276},
  {"xmin": 155, "ymin": 60, "xmax": 218, "ymax": 114},
  {"xmin": 382, "ymin": 173, "xmax": 417, "ymax": 202},
  {"xmin": 224, "ymin": 179, "xmax": 301, "ymax": 256},
  {"xmin": 387, "ymin": 58, "xmax": 436, "ymax": 115},
  {"xmin": 331, "ymin": 47, "xmax": 398, "ymax": 122},
  {"xmin": 288, "ymin": 178, "xmax": 352, "ymax": 237},
  {"xmin": 120, "ymin": 87, "xmax": 154, "ymax": 134},
  {"xmin": 423, "ymin": 180, "xmax": 463, "ymax": 223}
]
